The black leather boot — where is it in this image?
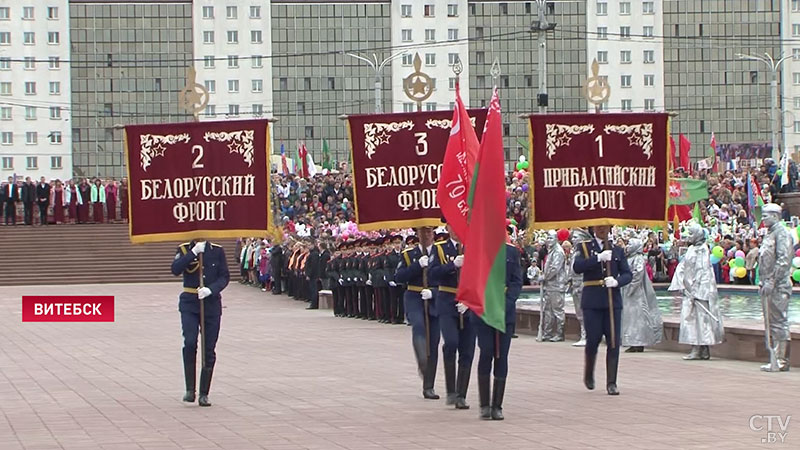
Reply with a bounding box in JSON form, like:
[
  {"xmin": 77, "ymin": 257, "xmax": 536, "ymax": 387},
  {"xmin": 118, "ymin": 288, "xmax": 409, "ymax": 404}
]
[
  {"xmin": 422, "ymin": 358, "xmax": 439, "ymax": 400},
  {"xmin": 413, "ymin": 336, "xmax": 427, "ymax": 380},
  {"xmin": 444, "ymin": 359, "xmax": 457, "ymax": 405},
  {"xmin": 606, "ymin": 351, "xmax": 619, "ymax": 396},
  {"xmin": 198, "ymin": 367, "xmax": 214, "ymax": 407},
  {"xmin": 478, "ymin": 375, "xmax": 491, "ymax": 420},
  {"xmin": 584, "ymin": 352, "xmax": 596, "ymax": 390},
  {"xmin": 491, "ymin": 377, "xmax": 506, "ymax": 420},
  {"xmin": 455, "ymin": 363, "xmax": 471, "ymax": 410},
  {"xmin": 182, "ymin": 348, "xmax": 196, "ymax": 402}
]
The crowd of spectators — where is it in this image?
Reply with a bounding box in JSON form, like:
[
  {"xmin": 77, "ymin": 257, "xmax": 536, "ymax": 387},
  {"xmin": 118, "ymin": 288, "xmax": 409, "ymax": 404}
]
[{"xmin": 1, "ymin": 176, "xmax": 128, "ymax": 226}]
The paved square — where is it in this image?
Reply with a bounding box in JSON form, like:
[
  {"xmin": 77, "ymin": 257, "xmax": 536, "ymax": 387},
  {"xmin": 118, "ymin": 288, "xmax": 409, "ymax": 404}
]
[{"xmin": 1, "ymin": 283, "xmax": 798, "ymax": 449}]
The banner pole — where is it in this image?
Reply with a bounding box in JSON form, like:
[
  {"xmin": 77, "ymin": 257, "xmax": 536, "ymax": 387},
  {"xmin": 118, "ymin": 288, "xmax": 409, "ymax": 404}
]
[{"xmin": 198, "ymin": 253, "xmax": 206, "ymax": 369}]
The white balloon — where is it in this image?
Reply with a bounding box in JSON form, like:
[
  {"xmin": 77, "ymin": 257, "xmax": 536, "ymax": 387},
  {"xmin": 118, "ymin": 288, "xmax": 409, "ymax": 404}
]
[
  {"xmin": 793, "ymin": 256, "xmax": 800, "ymax": 268},
  {"xmin": 518, "ymin": 155, "xmax": 527, "ymax": 163}
]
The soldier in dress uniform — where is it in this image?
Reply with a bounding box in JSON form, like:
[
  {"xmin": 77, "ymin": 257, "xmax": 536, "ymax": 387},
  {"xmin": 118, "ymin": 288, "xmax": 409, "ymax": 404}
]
[
  {"xmin": 270, "ymin": 241, "xmax": 284, "ymax": 295},
  {"xmin": 573, "ymin": 225, "xmax": 632, "ymax": 396},
  {"xmin": 429, "ymin": 221, "xmax": 474, "ymax": 409},
  {"xmin": 371, "ymin": 237, "xmax": 388, "ymax": 323},
  {"xmin": 171, "ymin": 239, "xmax": 230, "ymax": 407},
  {"xmin": 472, "ymin": 225, "xmax": 523, "ymax": 420},
  {"xmin": 395, "ymin": 227, "xmax": 440, "ymax": 399},
  {"xmin": 384, "ymin": 235, "xmax": 405, "ymax": 324},
  {"xmin": 329, "ymin": 242, "xmax": 344, "ymax": 317}
]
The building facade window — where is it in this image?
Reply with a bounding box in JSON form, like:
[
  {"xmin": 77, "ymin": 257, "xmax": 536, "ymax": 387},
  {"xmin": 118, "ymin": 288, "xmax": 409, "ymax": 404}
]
[
  {"xmin": 620, "ymin": 50, "xmax": 631, "ymax": 63},
  {"xmin": 228, "ymin": 79, "xmax": 239, "ymax": 93},
  {"xmin": 0, "ymin": 106, "xmax": 10, "ymax": 119},
  {"xmin": 227, "ymin": 30, "xmax": 238, "ymax": 44},
  {"xmin": 203, "ymin": 31, "xmax": 214, "ymax": 43},
  {"xmin": 25, "ymin": 106, "xmax": 36, "ymax": 119},
  {"xmin": 202, "ymin": 6, "xmax": 213, "ymax": 19},
  {"xmin": 205, "ymin": 105, "xmax": 216, "ymax": 117},
  {"xmin": 597, "ymin": 51, "xmax": 608, "ymax": 63},
  {"xmin": 402, "ymin": 54, "xmax": 413, "ymax": 66},
  {"xmin": 24, "ymin": 32, "xmax": 35, "ymax": 45},
  {"xmin": 49, "ymin": 81, "xmax": 60, "ymax": 94},
  {"xmin": 49, "ymin": 131, "xmax": 62, "ymax": 144},
  {"xmin": 447, "ymin": 4, "xmax": 458, "ymax": 17},
  {"xmin": 204, "ymin": 80, "xmax": 215, "ymax": 93},
  {"xmin": 643, "ymin": 1, "xmax": 654, "ymax": 14},
  {"xmin": 252, "ymin": 79, "xmax": 263, "ymax": 92},
  {"xmin": 643, "ymin": 50, "xmax": 655, "ymax": 63},
  {"xmin": 401, "ymin": 29, "xmax": 412, "ymax": 42},
  {"xmin": 620, "ymin": 26, "xmax": 630, "ymax": 39},
  {"xmin": 644, "ymin": 99, "xmax": 655, "ymax": 111},
  {"xmin": 620, "ymin": 2, "xmax": 631, "ymax": 14},
  {"xmin": 24, "ymin": 57, "xmax": 35, "ymax": 70},
  {"xmin": 448, "ymin": 53, "xmax": 459, "ymax": 65},
  {"xmin": 621, "ymin": 75, "xmax": 631, "ymax": 87},
  {"xmin": 50, "ymin": 106, "xmax": 61, "ymax": 119},
  {"xmin": 25, "ymin": 81, "xmax": 36, "ymax": 95},
  {"xmin": 621, "ymin": 99, "xmax": 632, "ymax": 111},
  {"xmin": 305, "ymin": 126, "xmax": 314, "ymax": 138},
  {"xmin": 448, "ymin": 29, "xmax": 458, "ymax": 41},
  {"xmin": 27, "ymin": 156, "xmax": 38, "ymax": 169},
  {"xmin": 597, "ymin": 27, "xmax": 607, "ymax": 39},
  {"xmin": 0, "ymin": 7, "xmax": 9, "ymax": 20},
  {"xmin": 48, "ymin": 32, "xmax": 59, "ymax": 44},
  {"xmin": 0, "ymin": 32, "xmax": 10, "ymax": 44},
  {"xmin": 0, "ymin": 57, "xmax": 9, "ymax": 69},
  {"xmin": 253, "ymin": 104, "xmax": 263, "ymax": 116},
  {"xmin": 643, "ymin": 26, "xmax": 654, "ymax": 38},
  {"xmin": 251, "ymin": 30, "xmax": 262, "ymax": 44},
  {"xmin": 228, "ymin": 55, "xmax": 239, "ymax": 68},
  {"xmin": 596, "ymin": 2, "xmax": 607, "ymax": 15},
  {"xmin": 425, "ymin": 29, "xmax": 435, "ymax": 42},
  {"xmin": 47, "ymin": 6, "xmax": 58, "ymax": 19},
  {"xmin": 401, "ymin": 5, "xmax": 412, "ymax": 17},
  {"xmin": 250, "ymin": 6, "xmax": 261, "ymax": 18},
  {"xmin": 23, "ymin": 7, "xmax": 34, "ymax": 20},
  {"xmin": 51, "ymin": 156, "xmax": 62, "ymax": 169},
  {"xmin": 1, "ymin": 131, "xmax": 12, "ymax": 144},
  {"xmin": 425, "ymin": 53, "xmax": 436, "ymax": 65},
  {"xmin": 424, "ymin": 4, "xmax": 435, "ymax": 17},
  {"xmin": 252, "ymin": 55, "xmax": 263, "ymax": 68},
  {"xmin": 49, "ymin": 57, "xmax": 60, "ymax": 69},
  {"xmin": 226, "ymin": 6, "xmax": 237, "ymax": 19},
  {"xmin": 26, "ymin": 132, "xmax": 37, "ymax": 144},
  {"xmin": 0, "ymin": 81, "xmax": 11, "ymax": 95},
  {"xmin": 204, "ymin": 56, "xmax": 215, "ymax": 68},
  {"xmin": 644, "ymin": 74, "xmax": 655, "ymax": 86},
  {"xmin": 228, "ymin": 104, "xmax": 240, "ymax": 116},
  {"xmin": 1, "ymin": 157, "xmax": 12, "ymax": 169}
]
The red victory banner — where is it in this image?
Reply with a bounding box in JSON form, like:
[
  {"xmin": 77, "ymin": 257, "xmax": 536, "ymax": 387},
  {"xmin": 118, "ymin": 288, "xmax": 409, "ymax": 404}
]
[
  {"xmin": 347, "ymin": 110, "xmax": 487, "ymax": 230},
  {"xmin": 528, "ymin": 112, "xmax": 670, "ymax": 228},
  {"xmin": 124, "ymin": 119, "xmax": 272, "ymax": 243}
]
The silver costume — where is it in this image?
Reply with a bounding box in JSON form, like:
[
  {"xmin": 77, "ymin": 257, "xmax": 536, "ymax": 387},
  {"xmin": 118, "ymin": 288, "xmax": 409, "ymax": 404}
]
[
  {"xmin": 758, "ymin": 204, "xmax": 793, "ymax": 371},
  {"xmin": 669, "ymin": 223, "xmax": 725, "ymax": 360},
  {"xmin": 541, "ymin": 231, "xmax": 568, "ymax": 342},
  {"xmin": 621, "ymin": 238, "xmax": 663, "ymax": 349},
  {"xmin": 569, "ymin": 229, "xmax": 593, "ymax": 346}
]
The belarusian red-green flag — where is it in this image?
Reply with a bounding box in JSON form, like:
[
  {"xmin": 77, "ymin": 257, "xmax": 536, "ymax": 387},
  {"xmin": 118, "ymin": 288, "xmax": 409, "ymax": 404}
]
[
  {"xmin": 457, "ymin": 87, "xmax": 507, "ymax": 332},
  {"xmin": 322, "ymin": 139, "xmax": 332, "ymax": 170},
  {"xmin": 692, "ymin": 202, "xmax": 702, "ymax": 223},
  {"xmin": 668, "ymin": 178, "xmax": 708, "ymax": 205}
]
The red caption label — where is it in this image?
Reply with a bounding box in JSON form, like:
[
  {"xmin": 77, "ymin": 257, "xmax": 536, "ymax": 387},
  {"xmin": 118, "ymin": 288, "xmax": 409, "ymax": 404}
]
[{"xmin": 22, "ymin": 296, "xmax": 115, "ymax": 322}]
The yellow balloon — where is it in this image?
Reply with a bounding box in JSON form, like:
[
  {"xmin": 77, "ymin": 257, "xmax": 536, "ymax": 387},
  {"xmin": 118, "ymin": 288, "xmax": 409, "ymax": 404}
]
[{"xmin": 735, "ymin": 267, "xmax": 747, "ymax": 278}]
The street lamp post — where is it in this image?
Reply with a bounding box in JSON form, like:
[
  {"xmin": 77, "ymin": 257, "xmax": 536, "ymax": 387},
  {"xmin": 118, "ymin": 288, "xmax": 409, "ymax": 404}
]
[
  {"xmin": 531, "ymin": 0, "xmax": 557, "ymax": 114},
  {"xmin": 346, "ymin": 51, "xmax": 407, "ymax": 113},
  {"xmin": 737, "ymin": 52, "xmax": 791, "ymax": 161}
]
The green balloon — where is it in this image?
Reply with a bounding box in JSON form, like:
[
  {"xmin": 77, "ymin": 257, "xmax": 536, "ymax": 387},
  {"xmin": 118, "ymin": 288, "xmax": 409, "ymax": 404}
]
[
  {"xmin": 728, "ymin": 259, "xmax": 736, "ymax": 268},
  {"xmin": 777, "ymin": 169, "xmax": 784, "ymax": 177},
  {"xmin": 793, "ymin": 269, "xmax": 800, "ymax": 282},
  {"xmin": 516, "ymin": 162, "xmax": 523, "ymax": 170},
  {"xmin": 521, "ymin": 161, "xmax": 530, "ymax": 169},
  {"xmin": 734, "ymin": 256, "xmax": 745, "ymax": 268},
  {"xmin": 712, "ymin": 246, "xmax": 724, "ymax": 258}
]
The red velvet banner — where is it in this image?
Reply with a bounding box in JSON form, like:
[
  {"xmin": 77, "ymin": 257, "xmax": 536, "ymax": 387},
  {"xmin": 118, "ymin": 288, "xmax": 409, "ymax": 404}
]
[
  {"xmin": 124, "ymin": 119, "xmax": 272, "ymax": 243},
  {"xmin": 347, "ymin": 110, "xmax": 487, "ymax": 230},
  {"xmin": 528, "ymin": 113, "xmax": 669, "ymax": 229}
]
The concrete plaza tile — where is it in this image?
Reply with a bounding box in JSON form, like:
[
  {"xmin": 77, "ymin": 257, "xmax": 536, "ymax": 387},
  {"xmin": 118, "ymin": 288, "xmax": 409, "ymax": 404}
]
[{"xmin": 1, "ymin": 282, "xmax": 799, "ymax": 449}]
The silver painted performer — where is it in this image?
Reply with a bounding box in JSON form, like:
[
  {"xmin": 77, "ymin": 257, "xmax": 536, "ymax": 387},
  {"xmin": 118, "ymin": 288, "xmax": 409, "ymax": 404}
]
[
  {"xmin": 621, "ymin": 238, "xmax": 663, "ymax": 352},
  {"xmin": 540, "ymin": 230, "xmax": 568, "ymax": 342},
  {"xmin": 569, "ymin": 228, "xmax": 592, "ymax": 346},
  {"xmin": 758, "ymin": 203, "xmax": 793, "ymax": 372},
  {"xmin": 668, "ymin": 223, "xmax": 725, "ymax": 360}
]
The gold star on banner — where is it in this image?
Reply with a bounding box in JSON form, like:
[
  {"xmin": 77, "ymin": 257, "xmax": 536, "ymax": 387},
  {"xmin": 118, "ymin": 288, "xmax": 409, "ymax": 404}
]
[
  {"xmin": 228, "ymin": 142, "xmax": 241, "ymax": 154},
  {"xmin": 152, "ymin": 143, "xmax": 167, "ymax": 157}
]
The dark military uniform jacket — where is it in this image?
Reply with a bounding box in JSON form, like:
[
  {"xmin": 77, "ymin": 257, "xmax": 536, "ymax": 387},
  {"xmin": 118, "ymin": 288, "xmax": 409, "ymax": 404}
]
[
  {"xmin": 395, "ymin": 245, "xmax": 436, "ymax": 315},
  {"xmin": 504, "ymin": 243, "xmax": 524, "ymax": 325},
  {"xmin": 572, "ymin": 238, "xmax": 632, "ymax": 309},
  {"xmin": 429, "ymin": 240, "xmax": 461, "ymax": 316},
  {"xmin": 171, "ymin": 241, "xmax": 230, "ymax": 317}
]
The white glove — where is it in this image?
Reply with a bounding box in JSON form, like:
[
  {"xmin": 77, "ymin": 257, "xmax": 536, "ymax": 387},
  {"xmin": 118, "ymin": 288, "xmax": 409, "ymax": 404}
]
[
  {"xmin": 453, "ymin": 255, "xmax": 464, "ymax": 268},
  {"xmin": 603, "ymin": 276, "xmax": 618, "ymax": 288},
  {"xmin": 456, "ymin": 302, "xmax": 468, "ymax": 314},
  {"xmin": 389, "ymin": 281, "xmax": 397, "ymax": 287},
  {"xmin": 421, "ymin": 289, "xmax": 433, "ymax": 300},
  {"xmin": 338, "ymin": 279, "xmax": 344, "ymax": 285},
  {"xmin": 192, "ymin": 241, "xmax": 207, "ymax": 256},
  {"xmin": 418, "ymin": 256, "xmax": 429, "ymax": 268},
  {"xmin": 366, "ymin": 280, "xmax": 372, "ymax": 286},
  {"xmin": 597, "ymin": 250, "xmax": 612, "ymax": 262},
  {"xmin": 197, "ymin": 287, "xmax": 212, "ymax": 299}
]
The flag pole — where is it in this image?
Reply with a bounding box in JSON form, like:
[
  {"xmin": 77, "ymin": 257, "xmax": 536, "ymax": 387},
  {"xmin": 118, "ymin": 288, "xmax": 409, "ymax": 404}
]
[
  {"xmin": 490, "ymin": 57, "xmax": 503, "ymax": 359},
  {"xmin": 451, "ymin": 57, "xmax": 467, "ymax": 332}
]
